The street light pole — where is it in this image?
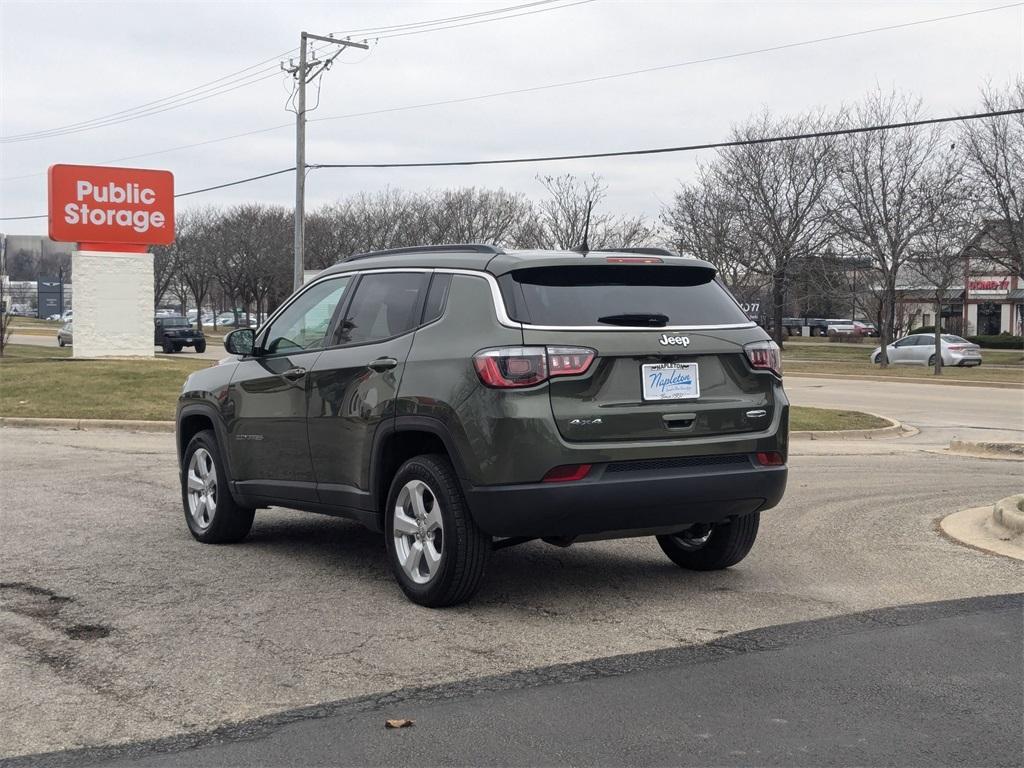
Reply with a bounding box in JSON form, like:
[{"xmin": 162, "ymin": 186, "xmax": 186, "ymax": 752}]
[{"xmin": 284, "ymin": 32, "xmax": 368, "ymax": 292}]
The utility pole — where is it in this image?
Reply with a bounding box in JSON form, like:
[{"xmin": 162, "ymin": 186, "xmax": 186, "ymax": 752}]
[{"xmin": 283, "ymin": 32, "xmax": 368, "ymax": 291}]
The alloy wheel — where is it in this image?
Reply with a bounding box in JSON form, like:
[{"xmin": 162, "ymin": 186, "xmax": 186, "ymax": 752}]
[
  {"xmin": 186, "ymin": 447, "xmax": 217, "ymax": 530},
  {"xmin": 393, "ymin": 479, "xmax": 444, "ymax": 585}
]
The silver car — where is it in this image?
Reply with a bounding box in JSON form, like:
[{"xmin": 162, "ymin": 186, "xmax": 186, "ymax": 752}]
[
  {"xmin": 57, "ymin": 322, "xmax": 73, "ymax": 347},
  {"xmin": 871, "ymin": 334, "xmax": 982, "ymax": 367}
]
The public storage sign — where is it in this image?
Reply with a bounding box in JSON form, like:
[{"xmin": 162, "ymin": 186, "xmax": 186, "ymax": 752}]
[{"xmin": 48, "ymin": 164, "xmax": 174, "ymax": 248}]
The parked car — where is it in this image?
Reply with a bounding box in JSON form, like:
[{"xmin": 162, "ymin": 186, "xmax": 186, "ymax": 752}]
[
  {"xmin": 57, "ymin": 322, "xmax": 73, "ymax": 347},
  {"xmin": 854, "ymin": 321, "xmax": 878, "ymax": 337},
  {"xmin": 871, "ymin": 334, "xmax": 982, "ymax": 366},
  {"xmin": 215, "ymin": 312, "xmax": 253, "ymax": 328},
  {"xmin": 825, "ymin": 318, "xmax": 858, "ymax": 336},
  {"xmin": 155, "ymin": 315, "xmax": 206, "ymax": 353},
  {"xmin": 175, "ymin": 245, "xmax": 789, "ymax": 607}
]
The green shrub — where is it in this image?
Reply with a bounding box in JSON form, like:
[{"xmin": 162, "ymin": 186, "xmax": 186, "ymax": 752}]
[{"xmin": 967, "ymin": 335, "xmax": 1024, "ymax": 350}]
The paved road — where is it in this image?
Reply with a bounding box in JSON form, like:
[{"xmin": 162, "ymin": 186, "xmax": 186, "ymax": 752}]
[
  {"xmin": 1, "ymin": 379, "xmax": 1022, "ymax": 759},
  {"xmin": 9, "ymin": 333, "xmax": 225, "ymax": 360},
  {"xmin": 787, "ymin": 375, "xmax": 1024, "ymax": 445},
  {"xmin": 33, "ymin": 595, "xmax": 1019, "ymax": 768}
]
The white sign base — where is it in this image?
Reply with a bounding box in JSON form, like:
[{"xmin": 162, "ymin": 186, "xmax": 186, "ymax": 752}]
[{"xmin": 71, "ymin": 250, "xmax": 154, "ymax": 358}]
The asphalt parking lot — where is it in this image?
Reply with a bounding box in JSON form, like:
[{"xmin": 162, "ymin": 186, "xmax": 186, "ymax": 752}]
[{"xmin": 1, "ymin": 380, "xmax": 1022, "ymax": 761}]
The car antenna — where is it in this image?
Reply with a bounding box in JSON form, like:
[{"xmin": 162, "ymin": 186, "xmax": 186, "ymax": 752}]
[{"xmin": 575, "ymin": 199, "xmax": 593, "ymax": 255}]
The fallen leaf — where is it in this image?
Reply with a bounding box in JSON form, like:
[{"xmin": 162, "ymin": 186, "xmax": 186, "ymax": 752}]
[{"xmin": 385, "ymin": 719, "xmax": 415, "ymax": 729}]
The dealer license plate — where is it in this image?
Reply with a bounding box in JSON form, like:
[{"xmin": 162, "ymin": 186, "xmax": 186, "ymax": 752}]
[{"xmin": 641, "ymin": 362, "xmax": 700, "ymax": 401}]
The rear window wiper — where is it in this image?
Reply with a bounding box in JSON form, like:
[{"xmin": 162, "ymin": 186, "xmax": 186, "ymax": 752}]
[{"xmin": 597, "ymin": 313, "xmax": 670, "ymax": 327}]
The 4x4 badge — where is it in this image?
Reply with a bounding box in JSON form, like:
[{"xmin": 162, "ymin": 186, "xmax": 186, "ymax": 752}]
[{"xmin": 658, "ymin": 334, "xmax": 690, "ymax": 347}]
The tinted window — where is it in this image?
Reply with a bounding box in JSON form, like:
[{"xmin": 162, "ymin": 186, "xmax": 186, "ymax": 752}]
[
  {"xmin": 942, "ymin": 335, "xmax": 969, "ymax": 344},
  {"xmin": 264, "ymin": 277, "xmax": 351, "ymax": 354},
  {"xmin": 337, "ymin": 273, "xmax": 426, "ymax": 345},
  {"xmin": 422, "ymin": 274, "xmax": 452, "ymax": 324},
  {"xmin": 162, "ymin": 317, "xmax": 190, "ymax": 327},
  {"xmin": 498, "ymin": 265, "xmax": 749, "ymax": 326}
]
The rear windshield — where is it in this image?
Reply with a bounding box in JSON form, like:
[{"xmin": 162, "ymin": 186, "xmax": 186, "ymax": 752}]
[
  {"xmin": 942, "ymin": 335, "xmax": 970, "ymax": 344},
  {"xmin": 497, "ymin": 265, "xmax": 750, "ymax": 327}
]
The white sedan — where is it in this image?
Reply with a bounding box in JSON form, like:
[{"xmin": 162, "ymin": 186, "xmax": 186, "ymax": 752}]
[{"xmin": 871, "ymin": 334, "xmax": 982, "ymax": 367}]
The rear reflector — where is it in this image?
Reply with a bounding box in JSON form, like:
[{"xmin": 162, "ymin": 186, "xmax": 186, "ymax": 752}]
[
  {"xmin": 756, "ymin": 452, "xmax": 784, "ymax": 466},
  {"xmin": 542, "ymin": 464, "xmax": 592, "ymax": 482}
]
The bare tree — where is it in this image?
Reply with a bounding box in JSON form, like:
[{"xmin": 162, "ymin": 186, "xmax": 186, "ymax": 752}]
[
  {"xmin": 0, "ymin": 275, "xmax": 12, "ymax": 357},
  {"xmin": 717, "ymin": 109, "xmax": 837, "ymax": 347},
  {"xmin": 428, "ymin": 187, "xmax": 536, "ymax": 246},
  {"xmin": 176, "ymin": 208, "xmax": 221, "ymax": 329},
  {"xmin": 661, "ymin": 167, "xmax": 760, "ymax": 295},
  {"xmin": 910, "ymin": 150, "xmax": 978, "ymax": 374},
  {"xmin": 151, "ymin": 242, "xmax": 178, "ymax": 308},
  {"xmin": 533, "ymin": 173, "xmax": 655, "ymax": 250},
  {"xmin": 829, "ymin": 90, "xmax": 958, "ymax": 365},
  {"xmin": 960, "ymin": 78, "xmax": 1024, "ymax": 276}
]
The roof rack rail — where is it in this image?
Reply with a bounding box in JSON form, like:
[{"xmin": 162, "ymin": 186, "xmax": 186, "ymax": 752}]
[
  {"xmin": 590, "ymin": 247, "xmax": 679, "ymax": 257},
  {"xmin": 346, "ymin": 243, "xmax": 504, "ymax": 262}
]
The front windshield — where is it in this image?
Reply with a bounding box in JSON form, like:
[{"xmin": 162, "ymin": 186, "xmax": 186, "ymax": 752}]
[{"xmin": 163, "ymin": 317, "xmax": 190, "ymax": 327}]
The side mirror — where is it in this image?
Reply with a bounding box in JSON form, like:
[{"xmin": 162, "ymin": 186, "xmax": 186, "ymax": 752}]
[{"xmin": 224, "ymin": 328, "xmax": 256, "ymax": 357}]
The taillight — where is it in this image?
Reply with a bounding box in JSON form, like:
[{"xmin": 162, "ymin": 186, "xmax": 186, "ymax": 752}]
[
  {"xmin": 473, "ymin": 347, "xmax": 595, "ymax": 389},
  {"xmin": 947, "ymin": 344, "xmax": 965, "ymax": 350},
  {"xmin": 542, "ymin": 464, "xmax": 592, "ymax": 482},
  {"xmin": 744, "ymin": 340, "xmax": 782, "ymax": 377}
]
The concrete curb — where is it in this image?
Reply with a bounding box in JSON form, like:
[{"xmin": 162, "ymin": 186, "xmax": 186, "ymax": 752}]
[
  {"xmin": 940, "ymin": 503, "xmax": 1024, "ymax": 562},
  {"xmin": 790, "ymin": 413, "xmax": 917, "ymax": 441},
  {"xmin": 0, "ymin": 416, "xmax": 174, "ymax": 433},
  {"xmin": 992, "ymin": 494, "xmax": 1024, "ymax": 534},
  {"xmin": 947, "ymin": 440, "xmax": 1024, "ymax": 461}
]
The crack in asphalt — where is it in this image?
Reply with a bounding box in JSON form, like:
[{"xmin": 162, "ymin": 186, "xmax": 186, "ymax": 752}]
[{"xmin": 5, "ymin": 593, "xmax": 1020, "ymax": 768}]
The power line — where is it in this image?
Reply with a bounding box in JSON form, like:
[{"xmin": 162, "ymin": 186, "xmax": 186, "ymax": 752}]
[
  {"xmin": 3, "ymin": 1, "xmax": 1016, "ymax": 179},
  {"xmin": 363, "ymin": 0, "xmax": 596, "ymax": 40},
  {"xmin": 0, "ymin": 0, "xmax": 589, "ymax": 143},
  {"xmin": 4, "ymin": 108, "xmax": 1020, "ymax": 222}
]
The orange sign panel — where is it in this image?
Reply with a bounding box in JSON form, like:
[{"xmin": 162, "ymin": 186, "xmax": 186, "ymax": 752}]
[{"xmin": 48, "ymin": 164, "xmax": 175, "ymax": 247}]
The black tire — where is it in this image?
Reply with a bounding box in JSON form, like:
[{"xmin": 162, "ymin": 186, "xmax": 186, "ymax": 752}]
[
  {"xmin": 58, "ymin": 338, "xmax": 65, "ymax": 347},
  {"xmin": 928, "ymin": 354, "xmax": 936, "ymax": 367},
  {"xmin": 657, "ymin": 513, "xmax": 760, "ymax": 571},
  {"xmin": 384, "ymin": 454, "xmax": 490, "ymax": 607},
  {"xmin": 181, "ymin": 429, "xmax": 254, "ymax": 544},
  {"xmin": 172, "ymin": 343, "xmax": 184, "ymax": 352},
  {"xmin": 161, "ymin": 339, "xmax": 173, "ymax": 353},
  {"xmin": 872, "ymin": 352, "xmax": 882, "ymax": 364},
  {"xmin": 195, "ymin": 340, "xmax": 207, "ymax": 353}
]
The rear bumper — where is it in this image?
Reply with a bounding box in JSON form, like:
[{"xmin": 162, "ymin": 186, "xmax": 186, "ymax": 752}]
[{"xmin": 465, "ymin": 456, "xmax": 787, "ymax": 539}]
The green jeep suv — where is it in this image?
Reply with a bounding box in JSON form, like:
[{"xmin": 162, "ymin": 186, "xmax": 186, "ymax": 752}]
[{"xmin": 176, "ymin": 245, "xmax": 788, "ymax": 606}]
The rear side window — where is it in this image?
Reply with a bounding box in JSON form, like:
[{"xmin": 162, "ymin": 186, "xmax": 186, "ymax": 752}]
[
  {"xmin": 336, "ymin": 272, "xmax": 426, "ymax": 345},
  {"xmin": 421, "ymin": 274, "xmax": 452, "ymax": 325},
  {"xmin": 498, "ymin": 265, "xmax": 750, "ymax": 327}
]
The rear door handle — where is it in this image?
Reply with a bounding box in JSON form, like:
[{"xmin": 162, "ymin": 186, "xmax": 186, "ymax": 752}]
[
  {"xmin": 282, "ymin": 366, "xmax": 307, "ymax": 381},
  {"xmin": 369, "ymin": 357, "xmax": 398, "ymax": 372}
]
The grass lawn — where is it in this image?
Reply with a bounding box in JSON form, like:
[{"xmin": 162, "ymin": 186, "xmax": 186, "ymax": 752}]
[
  {"xmin": 786, "ymin": 360, "xmax": 1024, "ymax": 385},
  {"xmin": 781, "ymin": 340, "xmax": 1023, "ymax": 366},
  {"xmin": 0, "ymin": 345, "xmax": 208, "ymax": 421},
  {"xmin": 1, "ymin": 346, "xmax": 894, "ymax": 432},
  {"xmin": 790, "ymin": 406, "xmax": 890, "ymax": 432}
]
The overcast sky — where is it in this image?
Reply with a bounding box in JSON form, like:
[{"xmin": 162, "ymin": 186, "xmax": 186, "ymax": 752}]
[{"xmin": 1, "ymin": 0, "xmax": 1022, "ymax": 236}]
